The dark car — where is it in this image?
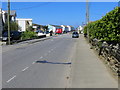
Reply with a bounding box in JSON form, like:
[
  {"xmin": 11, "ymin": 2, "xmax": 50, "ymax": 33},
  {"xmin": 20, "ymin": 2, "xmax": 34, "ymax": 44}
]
[
  {"xmin": 2, "ymin": 31, "xmax": 21, "ymax": 41},
  {"xmin": 72, "ymin": 31, "xmax": 79, "ymax": 38}
]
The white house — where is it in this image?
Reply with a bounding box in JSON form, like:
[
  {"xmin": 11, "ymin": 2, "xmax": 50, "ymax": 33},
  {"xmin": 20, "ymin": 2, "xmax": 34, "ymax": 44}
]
[
  {"xmin": 67, "ymin": 25, "xmax": 75, "ymax": 31},
  {"xmin": 77, "ymin": 26, "xmax": 83, "ymax": 34},
  {"xmin": 47, "ymin": 24, "xmax": 62, "ymax": 33},
  {"xmin": 61, "ymin": 25, "xmax": 69, "ymax": 33},
  {"xmin": 2, "ymin": 10, "xmax": 16, "ymax": 24},
  {"xmin": 0, "ymin": 8, "xmax": 17, "ymax": 34},
  {"xmin": 0, "ymin": 8, "xmax": 3, "ymax": 36},
  {"xmin": 16, "ymin": 18, "xmax": 32, "ymax": 32}
]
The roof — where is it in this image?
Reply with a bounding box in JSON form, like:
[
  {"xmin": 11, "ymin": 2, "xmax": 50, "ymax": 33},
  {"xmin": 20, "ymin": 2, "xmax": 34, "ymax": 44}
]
[
  {"xmin": 49, "ymin": 24, "xmax": 62, "ymax": 27},
  {"xmin": 67, "ymin": 25, "xmax": 74, "ymax": 27},
  {"xmin": 16, "ymin": 18, "xmax": 32, "ymax": 21},
  {"xmin": 33, "ymin": 23, "xmax": 46, "ymax": 27},
  {"xmin": 61, "ymin": 25, "xmax": 68, "ymax": 27},
  {"xmin": 4, "ymin": 10, "xmax": 16, "ymax": 16}
]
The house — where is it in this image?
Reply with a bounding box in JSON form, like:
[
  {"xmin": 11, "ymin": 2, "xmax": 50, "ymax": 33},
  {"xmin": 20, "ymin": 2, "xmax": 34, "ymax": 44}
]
[
  {"xmin": 47, "ymin": 24, "xmax": 63, "ymax": 34},
  {"xmin": 67, "ymin": 25, "xmax": 75, "ymax": 31},
  {"xmin": 61, "ymin": 25, "xmax": 69, "ymax": 33},
  {"xmin": 0, "ymin": 8, "xmax": 3, "ymax": 36},
  {"xmin": 2, "ymin": 10, "xmax": 16, "ymax": 24},
  {"xmin": 32, "ymin": 23, "xmax": 47, "ymax": 32},
  {"xmin": 16, "ymin": 18, "xmax": 32, "ymax": 32},
  {"xmin": 0, "ymin": 8, "xmax": 17, "ymax": 34},
  {"xmin": 77, "ymin": 26, "xmax": 84, "ymax": 34}
]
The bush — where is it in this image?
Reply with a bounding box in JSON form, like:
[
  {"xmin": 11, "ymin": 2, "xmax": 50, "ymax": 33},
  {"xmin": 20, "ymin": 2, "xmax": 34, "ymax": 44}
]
[
  {"xmin": 21, "ymin": 30, "xmax": 37, "ymax": 40},
  {"xmin": 84, "ymin": 7, "xmax": 120, "ymax": 43}
]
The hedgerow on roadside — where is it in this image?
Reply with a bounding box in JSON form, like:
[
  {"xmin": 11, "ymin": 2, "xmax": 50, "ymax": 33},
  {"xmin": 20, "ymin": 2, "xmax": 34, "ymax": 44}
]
[{"xmin": 84, "ymin": 7, "xmax": 120, "ymax": 43}]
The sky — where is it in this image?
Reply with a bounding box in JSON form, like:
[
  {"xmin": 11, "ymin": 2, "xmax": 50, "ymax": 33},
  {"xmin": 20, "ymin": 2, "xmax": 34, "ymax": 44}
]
[{"xmin": 2, "ymin": 2, "xmax": 118, "ymax": 28}]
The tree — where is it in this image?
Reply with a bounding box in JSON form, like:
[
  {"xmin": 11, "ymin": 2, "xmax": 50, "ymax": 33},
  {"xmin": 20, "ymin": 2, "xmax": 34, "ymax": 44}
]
[
  {"xmin": 3, "ymin": 21, "xmax": 19, "ymax": 32},
  {"xmin": 26, "ymin": 26, "xmax": 33, "ymax": 31}
]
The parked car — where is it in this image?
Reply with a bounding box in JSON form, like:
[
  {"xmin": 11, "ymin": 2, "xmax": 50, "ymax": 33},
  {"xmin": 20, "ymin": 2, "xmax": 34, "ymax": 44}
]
[
  {"xmin": 36, "ymin": 30, "xmax": 46, "ymax": 37},
  {"xmin": 2, "ymin": 31, "xmax": 21, "ymax": 41},
  {"xmin": 44, "ymin": 31, "xmax": 50, "ymax": 37},
  {"xmin": 72, "ymin": 31, "xmax": 79, "ymax": 38}
]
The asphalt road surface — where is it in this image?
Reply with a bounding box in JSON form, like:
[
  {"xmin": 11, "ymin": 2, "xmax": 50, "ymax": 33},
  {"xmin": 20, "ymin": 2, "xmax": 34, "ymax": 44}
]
[
  {"xmin": 2, "ymin": 34, "xmax": 77, "ymax": 88},
  {"xmin": 2, "ymin": 34, "xmax": 118, "ymax": 88}
]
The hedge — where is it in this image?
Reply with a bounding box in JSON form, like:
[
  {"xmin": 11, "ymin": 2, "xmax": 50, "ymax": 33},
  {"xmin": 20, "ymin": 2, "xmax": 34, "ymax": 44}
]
[{"xmin": 84, "ymin": 7, "xmax": 120, "ymax": 43}]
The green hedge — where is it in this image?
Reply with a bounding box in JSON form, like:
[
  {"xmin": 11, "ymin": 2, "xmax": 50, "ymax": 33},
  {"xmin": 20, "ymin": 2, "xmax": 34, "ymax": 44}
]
[
  {"xmin": 21, "ymin": 30, "xmax": 37, "ymax": 40},
  {"xmin": 84, "ymin": 7, "xmax": 120, "ymax": 43}
]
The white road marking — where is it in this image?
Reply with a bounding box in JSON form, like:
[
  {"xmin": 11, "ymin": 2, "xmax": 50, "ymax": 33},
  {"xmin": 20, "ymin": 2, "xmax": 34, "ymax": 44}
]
[
  {"xmin": 22, "ymin": 67, "xmax": 29, "ymax": 72},
  {"xmin": 6, "ymin": 75, "xmax": 16, "ymax": 83}
]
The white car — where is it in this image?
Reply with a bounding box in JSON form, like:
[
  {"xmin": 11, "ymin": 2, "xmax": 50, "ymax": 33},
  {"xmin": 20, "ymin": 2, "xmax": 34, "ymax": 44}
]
[
  {"xmin": 36, "ymin": 30, "xmax": 46, "ymax": 37},
  {"xmin": 44, "ymin": 31, "xmax": 50, "ymax": 37}
]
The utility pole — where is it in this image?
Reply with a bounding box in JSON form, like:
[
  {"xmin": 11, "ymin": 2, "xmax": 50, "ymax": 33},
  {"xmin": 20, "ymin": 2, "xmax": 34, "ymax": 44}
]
[
  {"xmin": 7, "ymin": 0, "xmax": 10, "ymax": 45},
  {"xmin": 86, "ymin": 0, "xmax": 90, "ymax": 40}
]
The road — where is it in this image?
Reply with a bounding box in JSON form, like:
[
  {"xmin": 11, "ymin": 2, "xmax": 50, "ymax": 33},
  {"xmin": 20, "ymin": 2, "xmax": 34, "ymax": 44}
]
[
  {"xmin": 2, "ymin": 34, "xmax": 76, "ymax": 88},
  {"xmin": 2, "ymin": 34, "xmax": 118, "ymax": 88}
]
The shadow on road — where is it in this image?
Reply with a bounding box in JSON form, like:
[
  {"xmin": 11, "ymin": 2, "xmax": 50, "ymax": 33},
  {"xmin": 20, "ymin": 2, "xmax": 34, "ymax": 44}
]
[{"xmin": 36, "ymin": 60, "xmax": 71, "ymax": 65}]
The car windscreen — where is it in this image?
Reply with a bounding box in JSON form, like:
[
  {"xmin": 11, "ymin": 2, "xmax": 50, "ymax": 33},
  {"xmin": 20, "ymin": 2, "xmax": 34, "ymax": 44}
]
[{"xmin": 73, "ymin": 32, "xmax": 78, "ymax": 34}]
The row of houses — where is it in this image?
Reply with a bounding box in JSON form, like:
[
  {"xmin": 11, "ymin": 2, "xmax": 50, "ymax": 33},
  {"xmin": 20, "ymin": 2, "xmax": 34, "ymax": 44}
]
[
  {"xmin": 47, "ymin": 24, "xmax": 75, "ymax": 34},
  {"xmin": 0, "ymin": 8, "xmax": 75, "ymax": 34}
]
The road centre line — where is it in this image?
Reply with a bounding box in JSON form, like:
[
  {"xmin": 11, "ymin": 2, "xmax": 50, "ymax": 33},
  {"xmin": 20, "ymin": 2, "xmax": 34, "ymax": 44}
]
[
  {"xmin": 22, "ymin": 67, "xmax": 29, "ymax": 72},
  {"xmin": 6, "ymin": 75, "xmax": 16, "ymax": 83}
]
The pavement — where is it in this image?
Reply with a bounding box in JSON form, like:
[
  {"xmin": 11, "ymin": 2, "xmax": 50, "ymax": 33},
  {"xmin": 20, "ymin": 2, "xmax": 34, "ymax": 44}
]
[{"xmin": 70, "ymin": 34, "xmax": 118, "ymax": 88}]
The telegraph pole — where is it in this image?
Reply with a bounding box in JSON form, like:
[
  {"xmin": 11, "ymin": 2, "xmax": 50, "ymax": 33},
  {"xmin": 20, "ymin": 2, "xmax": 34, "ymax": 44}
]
[
  {"xmin": 86, "ymin": 0, "xmax": 90, "ymax": 40},
  {"xmin": 7, "ymin": 0, "xmax": 10, "ymax": 45}
]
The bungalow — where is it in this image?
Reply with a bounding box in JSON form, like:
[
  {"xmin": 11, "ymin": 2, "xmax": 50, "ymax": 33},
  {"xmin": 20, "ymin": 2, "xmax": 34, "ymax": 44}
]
[
  {"xmin": 16, "ymin": 18, "xmax": 32, "ymax": 32},
  {"xmin": 47, "ymin": 24, "xmax": 63, "ymax": 34}
]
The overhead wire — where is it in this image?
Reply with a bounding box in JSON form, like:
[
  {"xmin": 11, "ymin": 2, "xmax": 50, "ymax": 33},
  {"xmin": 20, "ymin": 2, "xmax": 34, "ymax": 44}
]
[
  {"xmin": 12, "ymin": 2, "xmax": 52, "ymax": 10},
  {"xmin": 2, "ymin": 2, "xmax": 53, "ymax": 10}
]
